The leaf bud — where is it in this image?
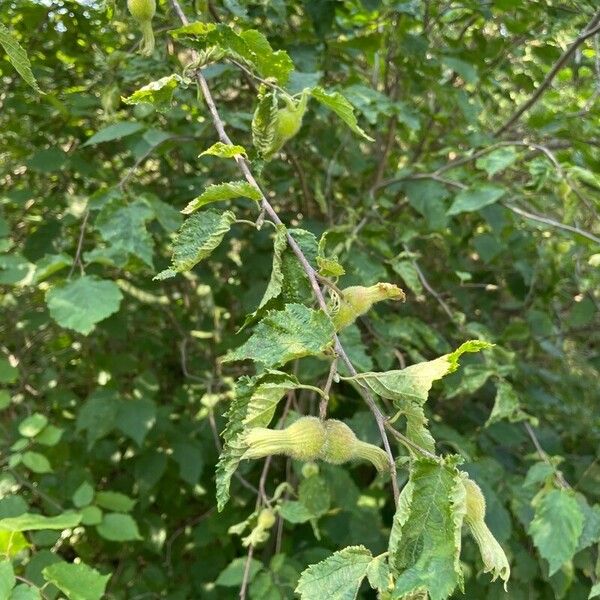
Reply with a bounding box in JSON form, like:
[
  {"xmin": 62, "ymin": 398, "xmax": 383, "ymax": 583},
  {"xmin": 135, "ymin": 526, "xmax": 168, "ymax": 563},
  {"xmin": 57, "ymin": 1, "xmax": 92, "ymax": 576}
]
[
  {"xmin": 332, "ymin": 283, "xmax": 405, "ymax": 331},
  {"xmin": 265, "ymin": 89, "xmax": 310, "ymax": 159},
  {"xmin": 243, "ymin": 416, "xmax": 326, "ymax": 462}
]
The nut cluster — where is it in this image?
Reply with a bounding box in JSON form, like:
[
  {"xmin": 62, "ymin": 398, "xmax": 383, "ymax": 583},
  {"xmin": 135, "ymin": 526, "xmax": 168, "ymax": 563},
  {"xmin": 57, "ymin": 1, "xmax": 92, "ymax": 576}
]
[{"xmin": 243, "ymin": 416, "xmax": 389, "ymax": 472}]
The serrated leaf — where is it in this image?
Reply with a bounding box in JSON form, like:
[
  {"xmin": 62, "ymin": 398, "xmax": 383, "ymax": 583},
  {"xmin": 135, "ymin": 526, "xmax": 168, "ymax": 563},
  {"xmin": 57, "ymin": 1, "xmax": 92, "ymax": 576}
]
[
  {"xmin": 0, "ymin": 23, "xmax": 42, "ymax": 93},
  {"xmin": 486, "ymin": 380, "xmax": 537, "ymax": 427},
  {"xmin": 0, "ymin": 512, "xmax": 82, "ymax": 532},
  {"xmin": 528, "ymin": 488, "xmax": 584, "ymax": 575},
  {"xmin": 343, "ymin": 340, "xmax": 492, "ymax": 404},
  {"xmin": 42, "ymin": 562, "xmax": 110, "ymax": 600},
  {"xmin": 223, "ymin": 303, "xmax": 335, "ymax": 368},
  {"xmin": 366, "ymin": 554, "xmax": 391, "ymax": 592},
  {"xmin": 82, "ymin": 122, "xmax": 145, "ymax": 146},
  {"xmin": 200, "ymin": 142, "xmax": 247, "ymax": 159},
  {"xmin": 310, "ymin": 87, "xmax": 374, "ymax": 141},
  {"xmin": 45, "ymin": 276, "xmax": 123, "ymax": 335},
  {"xmin": 122, "ymin": 74, "xmax": 183, "ymax": 110},
  {"xmin": 181, "ymin": 181, "xmax": 260, "ymax": 214},
  {"xmin": 96, "ymin": 200, "xmax": 155, "ymax": 267},
  {"xmin": 296, "ymin": 546, "xmax": 373, "ymax": 600},
  {"xmin": 447, "ymin": 185, "xmax": 505, "ymax": 216},
  {"xmin": 388, "ymin": 457, "xmax": 466, "ymax": 600},
  {"xmin": 170, "ymin": 23, "xmax": 293, "ymax": 84},
  {"xmin": 252, "ymin": 90, "xmax": 278, "ymax": 157},
  {"xmin": 154, "ymin": 209, "xmax": 236, "ymax": 279},
  {"xmin": 215, "ymin": 371, "xmax": 307, "ymax": 510}
]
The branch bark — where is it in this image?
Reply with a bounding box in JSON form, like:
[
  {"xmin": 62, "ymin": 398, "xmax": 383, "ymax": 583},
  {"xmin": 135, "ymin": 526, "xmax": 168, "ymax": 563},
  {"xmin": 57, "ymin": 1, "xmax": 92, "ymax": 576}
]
[{"xmin": 167, "ymin": 0, "xmax": 401, "ymax": 507}]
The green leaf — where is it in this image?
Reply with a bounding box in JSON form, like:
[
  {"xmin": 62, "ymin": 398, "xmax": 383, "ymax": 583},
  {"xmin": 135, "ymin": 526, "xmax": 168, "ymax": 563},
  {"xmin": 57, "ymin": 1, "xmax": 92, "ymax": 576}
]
[
  {"xmin": 252, "ymin": 90, "xmax": 277, "ymax": 158},
  {"xmin": 22, "ymin": 451, "xmax": 52, "ymax": 474},
  {"xmin": 82, "ymin": 122, "xmax": 144, "ymax": 146},
  {"xmin": 590, "ymin": 582, "xmax": 600, "ymax": 599},
  {"xmin": 42, "ymin": 562, "xmax": 110, "ymax": 600},
  {"xmin": 122, "ymin": 74, "xmax": 183, "ymax": 110},
  {"xmin": 35, "ymin": 425, "xmax": 63, "ymax": 447},
  {"xmin": 0, "ymin": 512, "xmax": 82, "ymax": 532},
  {"xmin": 154, "ymin": 210, "xmax": 236, "ymax": 280},
  {"xmin": 9, "ymin": 584, "xmax": 41, "ymax": 600},
  {"xmin": 170, "ymin": 23, "xmax": 293, "ymax": 85},
  {"xmin": 72, "ymin": 482, "xmax": 94, "ymax": 508},
  {"xmin": 181, "ymin": 181, "xmax": 261, "ymax": 214},
  {"xmin": 95, "ymin": 492, "xmax": 136, "ymax": 513},
  {"xmin": 310, "ymin": 87, "xmax": 374, "ymax": 141},
  {"xmin": 296, "ymin": 546, "xmax": 373, "ymax": 600},
  {"xmin": 116, "ymin": 398, "xmax": 156, "ymax": 446},
  {"xmin": 96, "ymin": 513, "xmax": 142, "ymax": 542},
  {"xmin": 200, "ymin": 142, "xmax": 247, "ymax": 159},
  {"xmin": 46, "ymin": 276, "xmax": 123, "ymax": 335},
  {"xmin": 0, "ymin": 23, "xmax": 42, "ymax": 93},
  {"xmin": 388, "ymin": 457, "xmax": 466, "ymax": 600},
  {"xmin": 76, "ymin": 389, "xmax": 121, "ymax": 448},
  {"xmin": 390, "ymin": 259, "xmax": 423, "ymax": 297},
  {"xmin": 486, "ymin": 380, "xmax": 537, "ymax": 427},
  {"xmin": 0, "ymin": 559, "xmax": 16, "ymax": 600},
  {"xmin": 366, "ymin": 554, "xmax": 390, "ymax": 593},
  {"xmin": 223, "ymin": 303, "xmax": 335, "ymax": 368},
  {"xmin": 475, "ymin": 146, "xmax": 518, "ymax": 176},
  {"xmin": 216, "ymin": 370, "xmax": 308, "ymax": 510},
  {"xmin": 447, "ymin": 185, "xmax": 505, "ymax": 216},
  {"xmin": 343, "ymin": 340, "xmax": 492, "ymax": 404},
  {"xmin": 528, "ymin": 488, "xmax": 584, "ymax": 575},
  {"xmin": 96, "ymin": 200, "xmax": 155, "ymax": 267},
  {"xmin": 18, "ymin": 413, "xmax": 48, "ymax": 438},
  {"xmin": 0, "ymin": 359, "xmax": 18, "ymax": 384},
  {"xmin": 33, "ymin": 253, "xmax": 72, "ymax": 283}
]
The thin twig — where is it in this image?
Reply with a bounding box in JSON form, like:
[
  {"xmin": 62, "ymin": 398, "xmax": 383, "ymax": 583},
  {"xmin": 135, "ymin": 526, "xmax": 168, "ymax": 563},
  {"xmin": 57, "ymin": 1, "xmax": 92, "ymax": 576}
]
[
  {"xmin": 494, "ymin": 9, "xmax": 600, "ymax": 135},
  {"xmin": 239, "ymin": 543, "xmax": 254, "ymax": 600},
  {"xmin": 68, "ymin": 209, "xmax": 90, "ymax": 278},
  {"xmin": 169, "ymin": 0, "xmax": 400, "ymax": 506},
  {"xmin": 523, "ymin": 421, "xmax": 570, "ymax": 489},
  {"xmin": 319, "ymin": 357, "xmax": 338, "ymax": 420},
  {"xmin": 504, "ymin": 203, "xmax": 600, "ymax": 245}
]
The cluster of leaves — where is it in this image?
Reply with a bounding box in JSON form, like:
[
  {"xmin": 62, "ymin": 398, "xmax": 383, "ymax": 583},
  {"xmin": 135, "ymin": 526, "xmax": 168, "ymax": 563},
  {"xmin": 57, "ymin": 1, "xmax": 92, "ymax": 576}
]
[{"xmin": 1, "ymin": 0, "xmax": 600, "ymax": 599}]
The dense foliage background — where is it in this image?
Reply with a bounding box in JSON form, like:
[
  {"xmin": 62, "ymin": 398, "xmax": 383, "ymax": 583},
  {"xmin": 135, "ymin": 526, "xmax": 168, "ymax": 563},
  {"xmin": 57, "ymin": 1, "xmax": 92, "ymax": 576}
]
[{"xmin": 1, "ymin": 0, "xmax": 600, "ymax": 598}]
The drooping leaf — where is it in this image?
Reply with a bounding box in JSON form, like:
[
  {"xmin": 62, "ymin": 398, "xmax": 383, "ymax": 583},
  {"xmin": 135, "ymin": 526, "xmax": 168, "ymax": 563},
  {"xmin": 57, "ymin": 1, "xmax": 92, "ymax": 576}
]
[
  {"xmin": 252, "ymin": 89, "xmax": 278, "ymax": 158},
  {"xmin": 0, "ymin": 23, "xmax": 42, "ymax": 92},
  {"xmin": 528, "ymin": 488, "xmax": 584, "ymax": 575},
  {"xmin": 310, "ymin": 87, "xmax": 374, "ymax": 141},
  {"xmin": 388, "ymin": 457, "xmax": 466, "ymax": 600},
  {"xmin": 447, "ymin": 185, "xmax": 505, "ymax": 216},
  {"xmin": 45, "ymin": 276, "xmax": 123, "ymax": 335},
  {"xmin": 42, "ymin": 562, "xmax": 111, "ymax": 600},
  {"xmin": 223, "ymin": 303, "xmax": 335, "ymax": 368},
  {"xmin": 0, "ymin": 512, "xmax": 82, "ymax": 532},
  {"xmin": 154, "ymin": 209, "xmax": 236, "ymax": 279},
  {"xmin": 343, "ymin": 340, "xmax": 492, "ymax": 404},
  {"xmin": 200, "ymin": 142, "xmax": 247, "ymax": 159},
  {"xmin": 296, "ymin": 546, "xmax": 373, "ymax": 600},
  {"xmin": 215, "ymin": 370, "xmax": 309, "ymax": 510},
  {"xmin": 122, "ymin": 74, "xmax": 183, "ymax": 110},
  {"xmin": 181, "ymin": 181, "xmax": 261, "ymax": 214},
  {"xmin": 96, "ymin": 199, "xmax": 155, "ymax": 267}
]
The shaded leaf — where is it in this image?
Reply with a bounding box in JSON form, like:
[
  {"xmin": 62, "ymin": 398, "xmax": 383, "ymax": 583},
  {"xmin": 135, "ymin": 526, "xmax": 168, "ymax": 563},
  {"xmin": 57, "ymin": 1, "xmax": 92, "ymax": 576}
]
[
  {"xmin": 82, "ymin": 122, "xmax": 144, "ymax": 146},
  {"xmin": 96, "ymin": 513, "xmax": 142, "ymax": 542},
  {"xmin": 447, "ymin": 185, "xmax": 505, "ymax": 216},
  {"xmin": 46, "ymin": 277, "xmax": 123, "ymax": 335}
]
